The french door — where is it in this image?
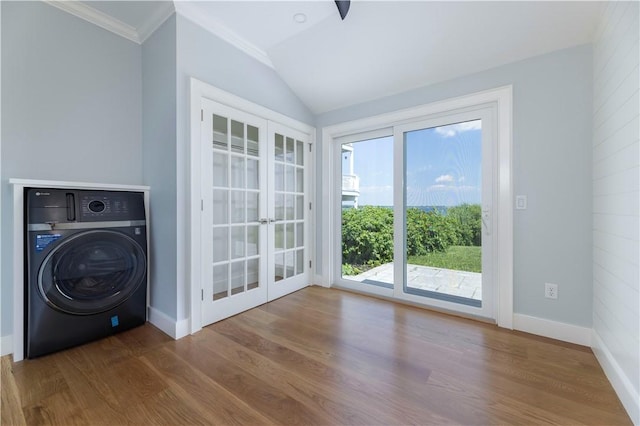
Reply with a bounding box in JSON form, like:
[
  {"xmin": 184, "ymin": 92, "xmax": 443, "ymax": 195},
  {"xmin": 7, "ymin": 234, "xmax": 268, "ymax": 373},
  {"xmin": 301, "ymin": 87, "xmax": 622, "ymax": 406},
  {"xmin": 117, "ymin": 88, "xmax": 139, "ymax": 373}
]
[
  {"xmin": 200, "ymin": 98, "xmax": 310, "ymax": 326},
  {"xmin": 338, "ymin": 106, "xmax": 497, "ymax": 320}
]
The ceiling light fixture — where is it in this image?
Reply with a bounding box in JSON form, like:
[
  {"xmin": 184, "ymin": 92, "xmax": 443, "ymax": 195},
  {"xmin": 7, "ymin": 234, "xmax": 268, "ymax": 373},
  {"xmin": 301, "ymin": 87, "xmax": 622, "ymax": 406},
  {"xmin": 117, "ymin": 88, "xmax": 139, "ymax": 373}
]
[{"xmin": 293, "ymin": 13, "xmax": 307, "ymax": 24}]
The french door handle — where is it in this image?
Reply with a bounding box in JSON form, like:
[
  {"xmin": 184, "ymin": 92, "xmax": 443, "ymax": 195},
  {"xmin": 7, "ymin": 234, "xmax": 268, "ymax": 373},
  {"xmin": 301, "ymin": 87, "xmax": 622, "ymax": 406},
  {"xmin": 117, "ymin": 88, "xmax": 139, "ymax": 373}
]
[{"xmin": 259, "ymin": 218, "xmax": 279, "ymax": 224}]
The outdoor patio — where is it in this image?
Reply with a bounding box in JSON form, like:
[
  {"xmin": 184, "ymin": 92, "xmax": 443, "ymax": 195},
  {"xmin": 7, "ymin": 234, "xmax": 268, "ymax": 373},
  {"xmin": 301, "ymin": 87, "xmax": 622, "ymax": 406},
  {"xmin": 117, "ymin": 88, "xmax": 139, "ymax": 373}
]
[{"xmin": 350, "ymin": 263, "xmax": 481, "ymax": 300}]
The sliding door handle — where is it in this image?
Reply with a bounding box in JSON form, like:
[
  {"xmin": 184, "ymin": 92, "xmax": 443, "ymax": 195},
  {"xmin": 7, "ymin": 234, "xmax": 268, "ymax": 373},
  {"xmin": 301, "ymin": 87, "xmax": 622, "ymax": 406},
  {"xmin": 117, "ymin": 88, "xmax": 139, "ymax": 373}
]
[{"xmin": 481, "ymin": 209, "xmax": 491, "ymax": 235}]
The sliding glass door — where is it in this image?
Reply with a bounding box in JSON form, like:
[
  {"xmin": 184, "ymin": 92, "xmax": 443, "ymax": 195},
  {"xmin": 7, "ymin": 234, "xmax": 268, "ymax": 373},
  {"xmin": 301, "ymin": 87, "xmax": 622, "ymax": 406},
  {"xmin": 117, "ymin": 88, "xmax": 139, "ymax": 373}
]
[{"xmin": 337, "ymin": 107, "xmax": 496, "ymax": 319}]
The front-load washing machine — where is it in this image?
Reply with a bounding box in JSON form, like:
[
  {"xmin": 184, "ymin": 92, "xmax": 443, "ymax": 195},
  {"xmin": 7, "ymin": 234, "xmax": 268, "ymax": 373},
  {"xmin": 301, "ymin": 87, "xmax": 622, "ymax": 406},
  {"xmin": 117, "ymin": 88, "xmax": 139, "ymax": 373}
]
[{"xmin": 25, "ymin": 188, "xmax": 148, "ymax": 358}]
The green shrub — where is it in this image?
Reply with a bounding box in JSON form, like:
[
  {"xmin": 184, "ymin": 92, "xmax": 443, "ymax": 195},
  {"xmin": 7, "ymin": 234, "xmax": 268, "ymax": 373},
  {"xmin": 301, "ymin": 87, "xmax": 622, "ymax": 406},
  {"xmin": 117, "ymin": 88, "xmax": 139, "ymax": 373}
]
[
  {"xmin": 406, "ymin": 208, "xmax": 458, "ymax": 255},
  {"xmin": 341, "ymin": 263, "xmax": 363, "ymax": 276},
  {"xmin": 342, "ymin": 206, "xmax": 394, "ymax": 266},
  {"xmin": 342, "ymin": 206, "xmax": 464, "ymax": 266},
  {"xmin": 446, "ymin": 204, "xmax": 482, "ymax": 246}
]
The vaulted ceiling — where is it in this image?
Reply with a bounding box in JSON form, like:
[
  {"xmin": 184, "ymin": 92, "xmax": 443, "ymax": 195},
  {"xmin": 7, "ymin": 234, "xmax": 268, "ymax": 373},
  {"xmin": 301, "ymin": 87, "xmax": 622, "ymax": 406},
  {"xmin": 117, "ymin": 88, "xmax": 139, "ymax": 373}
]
[{"xmin": 68, "ymin": 1, "xmax": 604, "ymax": 114}]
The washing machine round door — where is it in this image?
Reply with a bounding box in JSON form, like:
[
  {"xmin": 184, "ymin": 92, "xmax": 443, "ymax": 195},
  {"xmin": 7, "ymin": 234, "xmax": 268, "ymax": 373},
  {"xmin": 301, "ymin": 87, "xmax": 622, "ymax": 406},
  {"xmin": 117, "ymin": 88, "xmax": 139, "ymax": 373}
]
[{"xmin": 38, "ymin": 230, "xmax": 146, "ymax": 315}]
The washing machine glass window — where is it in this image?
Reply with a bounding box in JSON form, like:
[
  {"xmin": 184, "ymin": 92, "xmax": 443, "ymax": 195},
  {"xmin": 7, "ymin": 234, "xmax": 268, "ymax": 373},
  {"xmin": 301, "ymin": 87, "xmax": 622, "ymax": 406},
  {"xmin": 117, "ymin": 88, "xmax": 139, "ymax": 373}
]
[{"xmin": 38, "ymin": 230, "xmax": 146, "ymax": 315}]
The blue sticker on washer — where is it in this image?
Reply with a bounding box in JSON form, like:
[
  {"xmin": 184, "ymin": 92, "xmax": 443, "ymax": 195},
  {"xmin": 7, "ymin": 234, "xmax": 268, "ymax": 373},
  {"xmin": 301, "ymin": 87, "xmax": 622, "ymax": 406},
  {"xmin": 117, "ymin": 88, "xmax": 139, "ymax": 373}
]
[
  {"xmin": 111, "ymin": 316, "xmax": 119, "ymax": 327},
  {"xmin": 35, "ymin": 234, "xmax": 62, "ymax": 252}
]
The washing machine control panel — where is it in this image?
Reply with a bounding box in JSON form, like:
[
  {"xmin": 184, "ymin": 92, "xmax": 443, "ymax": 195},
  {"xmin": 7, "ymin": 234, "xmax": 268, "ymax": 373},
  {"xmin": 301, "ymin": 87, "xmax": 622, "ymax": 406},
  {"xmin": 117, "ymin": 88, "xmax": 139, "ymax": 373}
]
[
  {"xmin": 27, "ymin": 188, "xmax": 146, "ymax": 223},
  {"xmin": 80, "ymin": 192, "xmax": 144, "ymax": 221},
  {"xmin": 81, "ymin": 195, "xmax": 129, "ymax": 217}
]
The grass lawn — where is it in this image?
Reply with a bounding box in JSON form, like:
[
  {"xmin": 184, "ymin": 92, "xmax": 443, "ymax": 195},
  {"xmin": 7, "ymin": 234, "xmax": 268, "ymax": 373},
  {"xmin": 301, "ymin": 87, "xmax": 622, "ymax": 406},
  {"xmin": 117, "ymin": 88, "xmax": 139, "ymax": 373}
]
[{"xmin": 407, "ymin": 245, "xmax": 481, "ymax": 273}]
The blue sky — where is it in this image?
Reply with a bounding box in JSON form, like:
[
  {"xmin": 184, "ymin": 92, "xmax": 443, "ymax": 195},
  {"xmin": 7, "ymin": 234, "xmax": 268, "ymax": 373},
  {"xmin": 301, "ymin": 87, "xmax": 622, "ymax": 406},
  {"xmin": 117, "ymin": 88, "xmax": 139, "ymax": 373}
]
[{"xmin": 343, "ymin": 120, "xmax": 482, "ymax": 207}]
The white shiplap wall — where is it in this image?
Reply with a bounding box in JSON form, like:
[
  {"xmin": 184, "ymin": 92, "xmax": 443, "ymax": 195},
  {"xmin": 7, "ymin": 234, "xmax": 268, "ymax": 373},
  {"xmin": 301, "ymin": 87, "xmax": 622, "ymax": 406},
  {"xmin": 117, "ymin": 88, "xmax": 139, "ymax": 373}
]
[{"xmin": 591, "ymin": 2, "xmax": 639, "ymax": 424}]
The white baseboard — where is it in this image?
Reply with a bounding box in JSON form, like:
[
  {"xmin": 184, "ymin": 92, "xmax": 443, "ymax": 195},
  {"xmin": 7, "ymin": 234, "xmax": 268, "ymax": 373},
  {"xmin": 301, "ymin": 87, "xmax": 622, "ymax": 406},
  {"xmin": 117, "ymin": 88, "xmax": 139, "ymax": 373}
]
[
  {"xmin": 148, "ymin": 306, "xmax": 188, "ymax": 340},
  {"xmin": 175, "ymin": 318, "xmax": 190, "ymax": 339},
  {"xmin": 312, "ymin": 274, "xmax": 330, "ymax": 288},
  {"xmin": 592, "ymin": 330, "xmax": 640, "ymax": 425},
  {"xmin": 512, "ymin": 313, "xmax": 591, "ymax": 346},
  {"xmin": 1, "ymin": 335, "xmax": 13, "ymax": 357}
]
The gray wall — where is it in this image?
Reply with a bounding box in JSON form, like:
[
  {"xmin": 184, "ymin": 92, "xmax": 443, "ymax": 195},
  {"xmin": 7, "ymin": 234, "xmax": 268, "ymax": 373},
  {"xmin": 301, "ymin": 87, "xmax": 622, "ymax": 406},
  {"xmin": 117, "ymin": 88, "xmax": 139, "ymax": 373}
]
[
  {"xmin": 142, "ymin": 16, "xmax": 177, "ymax": 318},
  {"xmin": 591, "ymin": 2, "xmax": 639, "ymax": 423},
  {"xmin": 316, "ymin": 44, "xmax": 594, "ymax": 327},
  {"xmin": 1, "ymin": 2, "xmax": 142, "ymax": 338}
]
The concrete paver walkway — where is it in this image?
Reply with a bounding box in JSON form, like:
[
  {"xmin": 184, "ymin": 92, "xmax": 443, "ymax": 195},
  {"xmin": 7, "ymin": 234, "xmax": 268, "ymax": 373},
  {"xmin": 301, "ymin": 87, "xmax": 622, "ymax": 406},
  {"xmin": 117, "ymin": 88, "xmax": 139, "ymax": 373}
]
[{"xmin": 350, "ymin": 263, "xmax": 481, "ymax": 300}]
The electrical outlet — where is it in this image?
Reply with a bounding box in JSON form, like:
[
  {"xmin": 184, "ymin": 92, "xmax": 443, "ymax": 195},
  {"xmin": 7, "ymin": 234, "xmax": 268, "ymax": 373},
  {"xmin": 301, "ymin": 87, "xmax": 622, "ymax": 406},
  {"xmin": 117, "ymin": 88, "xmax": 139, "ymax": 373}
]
[{"xmin": 545, "ymin": 283, "xmax": 558, "ymax": 299}]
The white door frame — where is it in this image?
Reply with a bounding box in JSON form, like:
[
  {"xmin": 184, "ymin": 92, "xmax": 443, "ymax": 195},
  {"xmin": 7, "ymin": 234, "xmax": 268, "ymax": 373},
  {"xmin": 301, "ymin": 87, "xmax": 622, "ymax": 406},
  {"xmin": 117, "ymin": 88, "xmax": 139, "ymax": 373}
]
[
  {"xmin": 321, "ymin": 86, "xmax": 514, "ymax": 329},
  {"xmin": 189, "ymin": 78, "xmax": 315, "ymax": 334}
]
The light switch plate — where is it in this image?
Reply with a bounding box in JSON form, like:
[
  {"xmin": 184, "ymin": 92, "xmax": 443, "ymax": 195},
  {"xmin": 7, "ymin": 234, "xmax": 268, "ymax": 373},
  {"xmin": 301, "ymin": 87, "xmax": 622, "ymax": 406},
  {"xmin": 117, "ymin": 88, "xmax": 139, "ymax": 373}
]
[{"xmin": 516, "ymin": 195, "xmax": 527, "ymax": 210}]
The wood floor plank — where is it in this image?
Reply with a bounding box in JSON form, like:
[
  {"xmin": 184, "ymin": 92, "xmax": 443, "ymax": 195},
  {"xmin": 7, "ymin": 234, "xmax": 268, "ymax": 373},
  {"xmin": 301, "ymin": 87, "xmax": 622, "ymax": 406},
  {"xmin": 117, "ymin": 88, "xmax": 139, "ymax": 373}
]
[
  {"xmin": 1, "ymin": 356, "xmax": 27, "ymax": 426},
  {"xmin": 140, "ymin": 344, "xmax": 274, "ymax": 425},
  {"xmin": 201, "ymin": 327, "xmax": 395, "ymax": 425},
  {"xmin": 1, "ymin": 287, "xmax": 632, "ymax": 425},
  {"xmin": 166, "ymin": 334, "xmax": 328, "ymax": 425}
]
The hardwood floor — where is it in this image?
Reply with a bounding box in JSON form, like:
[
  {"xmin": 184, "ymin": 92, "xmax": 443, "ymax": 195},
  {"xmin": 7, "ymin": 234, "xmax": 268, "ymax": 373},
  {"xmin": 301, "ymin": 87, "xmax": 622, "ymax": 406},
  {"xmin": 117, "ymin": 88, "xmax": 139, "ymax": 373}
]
[{"xmin": 1, "ymin": 286, "xmax": 631, "ymax": 425}]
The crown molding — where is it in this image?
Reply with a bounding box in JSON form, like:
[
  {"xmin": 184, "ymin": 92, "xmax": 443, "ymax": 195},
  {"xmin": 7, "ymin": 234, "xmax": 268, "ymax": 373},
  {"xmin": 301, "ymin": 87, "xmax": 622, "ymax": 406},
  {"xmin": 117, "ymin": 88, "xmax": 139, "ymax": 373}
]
[
  {"xmin": 42, "ymin": 1, "xmax": 271, "ymax": 66},
  {"xmin": 174, "ymin": 2, "xmax": 274, "ymax": 70},
  {"xmin": 42, "ymin": 1, "xmax": 175, "ymax": 45},
  {"xmin": 43, "ymin": 0, "xmax": 140, "ymax": 43},
  {"xmin": 137, "ymin": 2, "xmax": 175, "ymax": 44}
]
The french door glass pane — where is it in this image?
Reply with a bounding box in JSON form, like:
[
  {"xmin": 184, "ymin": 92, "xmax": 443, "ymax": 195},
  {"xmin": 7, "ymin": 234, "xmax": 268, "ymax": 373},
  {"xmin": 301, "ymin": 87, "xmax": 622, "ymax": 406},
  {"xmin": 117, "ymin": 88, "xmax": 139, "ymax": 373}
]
[
  {"xmin": 296, "ymin": 223, "xmax": 303, "ymax": 246},
  {"xmin": 231, "ymin": 191, "xmax": 245, "ymax": 223},
  {"xmin": 286, "ymin": 165, "xmax": 295, "ymax": 192},
  {"xmin": 341, "ymin": 137, "xmax": 394, "ymax": 288},
  {"xmin": 213, "ymin": 264, "xmax": 228, "ymax": 300},
  {"xmin": 213, "ymin": 227, "xmax": 228, "ymax": 263},
  {"xmin": 247, "ymin": 159, "xmax": 259, "ymax": 190},
  {"xmin": 275, "ymin": 194, "xmax": 284, "ymax": 221},
  {"xmin": 275, "ymin": 164, "xmax": 284, "ymax": 191},
  {"xmin": 285, "ymin": 252, "xmax": 294, "ymax": 277},
  {"xmin": 231, "ymin": 261, "xmax": 245, "ymax": 294},
  {"xmin": 213, "ymin": 190, "xmax": 228, "ymax": 225},
  {"xmin": 231, "ymin": 157, "xmax": 245, "ymax": 188},
  {"xmin": 231, "ymin": 226, "xmax": 245, "ymax": 259},
  {"xmin": 247, "ymin": 258, "xmax": 259, "ymax": 290},
  {"xmin": 213, "ymin": 153, "xmax": 228, "ymax": 187},
  {"xmin": 275, "ymin": 224, "xmax": 284, "ymax": 250},
  {"xmin": 247, "ymin": 225, "xmax": 259, "ymax": 256},
  {"xmin": 275, "ymin": 134, "xmax": 284, "ymax": 161},
  {"xmin": 231, "ymin": 120, "xmax": 244, "ymax": 153},
  {"xmin": 212, "ymin": 115, "xmax": 228, "ymax": 149},
  {"xmin": 286, "ymin": 223, "xmax": 294, "ymax": 249},
  {"xmin": 275, "ymin": 253, "xmax": 284, "ymax": 281},
  {"xmin": 404, "ymin": 119, "xmax": 482, "ymax": 306},
  {"xmin": 247, "ymin": 192, "xmax": 259, "ymax": 222},
  {"xmin": 247, "ymin": 125, "xmax": 259, "ymax": 156},
  {"xmin": 286, "ymin": 137, "xmax": 295, "ymax": 163}
]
